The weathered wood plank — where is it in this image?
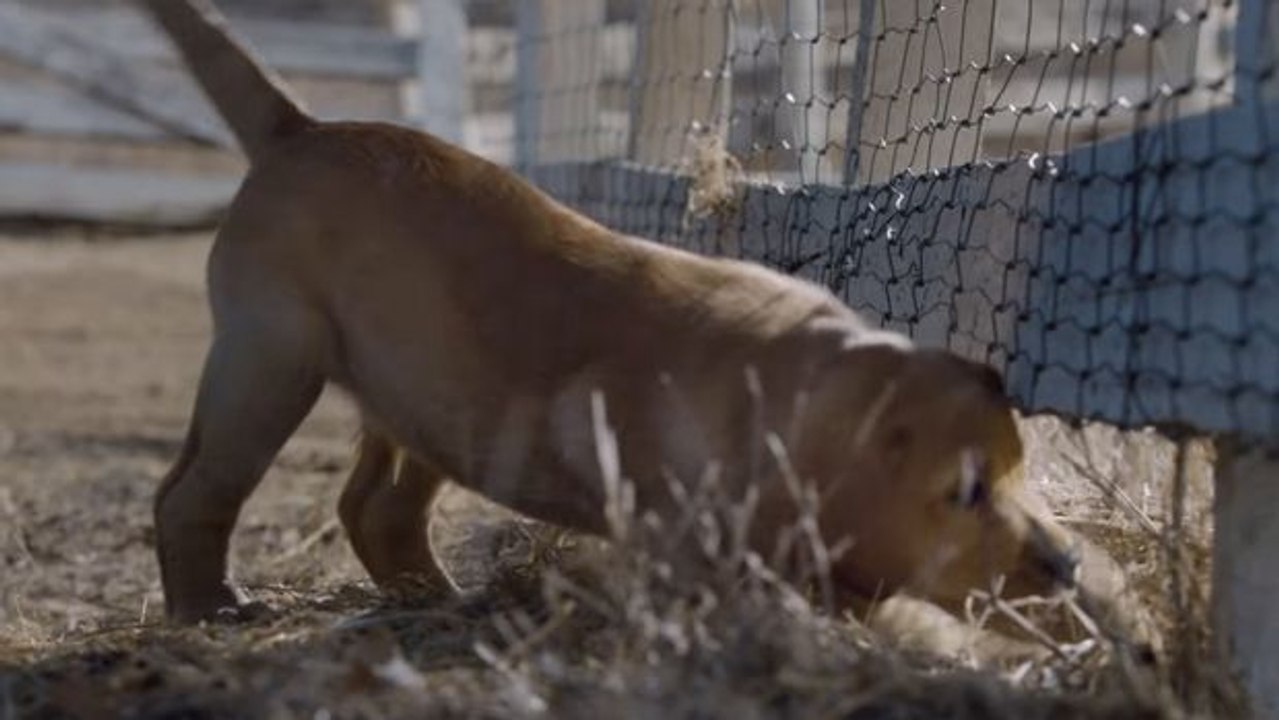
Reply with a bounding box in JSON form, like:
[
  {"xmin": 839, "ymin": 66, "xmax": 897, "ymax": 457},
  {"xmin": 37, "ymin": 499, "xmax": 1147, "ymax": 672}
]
[
  {"xmin": 1213, "ymin": 7, "xmax": 1279, "ymax": 719},
  {"xmin": 1213, "ymin": 446, "xmax": 1279, "ymax": 720},
  {"xmin": 0, "ymin": 3, "xmax": 420, "ymax": 148},
  {"xmin": 0, "ymin": 80, "xmax": 166, "ymax": 141},
  {"xmin": 0, "ymin": 3, "xmax": 231, "ymax": 147},
  {"xmin": 233, "ymin": 16, "xmax": 416, "ymax": 81},
  {"xmin": 628, "ymin": 0, "xmax": 732, "ymax": 165},
  {"xmin": 854, "ymin": 0, "xmax": 993, "ymax": 184},
  {"xmin": 0, "ymin": 163, "xmax": 238, "ymax": 227},
  {"xmin": 0, "ymin": 74, "xmax": 408, "ymax": 145},
  {"xmin": 523, "ymin": 97, "xmax": 1279, "ymax": 444},
  {"xmin": 0, "ymin": 4, "xmax": 416, "ymax": 81}
]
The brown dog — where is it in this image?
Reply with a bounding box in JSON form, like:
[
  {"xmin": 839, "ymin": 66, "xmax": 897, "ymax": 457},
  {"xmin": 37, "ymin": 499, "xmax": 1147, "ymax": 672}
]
[{"xmin": 142, "ymin": 0, "xmax": 1083, "ymax": 627}]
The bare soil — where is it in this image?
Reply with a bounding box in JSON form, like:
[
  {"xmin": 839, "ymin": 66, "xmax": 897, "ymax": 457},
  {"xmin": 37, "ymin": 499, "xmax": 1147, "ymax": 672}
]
[{"xmin": 0, "ymin": 233, "xmax": 542, "ymax": 716}]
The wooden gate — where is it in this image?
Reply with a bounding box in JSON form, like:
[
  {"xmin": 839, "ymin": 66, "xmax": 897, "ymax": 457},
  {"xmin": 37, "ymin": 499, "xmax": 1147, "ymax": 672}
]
[{"xmin": 0, "ymin": 1, "xmax": 439, "ymax": 227}]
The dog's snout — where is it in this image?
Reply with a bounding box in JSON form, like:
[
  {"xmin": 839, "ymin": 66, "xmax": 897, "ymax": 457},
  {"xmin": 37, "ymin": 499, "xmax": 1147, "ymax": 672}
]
[
  {"xmin": 1039, "ymin": 543, "xmax": 1081, "ymax": 587},
  {"xmin": 1027, "ymin": 518, "xmax": 1081, "ymax": 587}
]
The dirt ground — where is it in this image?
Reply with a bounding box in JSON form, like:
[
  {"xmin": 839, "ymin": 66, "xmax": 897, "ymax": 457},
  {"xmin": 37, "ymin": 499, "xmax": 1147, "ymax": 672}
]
[
  {"xmin": 0, "ymin": 232, "xmax": 552, "ymax": 715},
  {"xmin": 0, "ymin": 233, "xmax": 360, "ymax": 635},
  {"xmin": 0, "ymin": 232, "xmax": 1219, "ymax": 718}
]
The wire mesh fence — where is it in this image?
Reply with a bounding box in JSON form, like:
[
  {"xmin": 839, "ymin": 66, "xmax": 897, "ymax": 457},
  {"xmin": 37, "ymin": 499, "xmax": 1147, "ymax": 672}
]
[
  {"xmin": 465, "ymin": 4, "xmax": 1279, "ymax": 709},
  {"xmin": 496, "ymin": 1, "xmax": 1240, "ymax": 178},
  {"xmin": 467, "ymin": 0, "xmax": 1279, "ymax": 451}
]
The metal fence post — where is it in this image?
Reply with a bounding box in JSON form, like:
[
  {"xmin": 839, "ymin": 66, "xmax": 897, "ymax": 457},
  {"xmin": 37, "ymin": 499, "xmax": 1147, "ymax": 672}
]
[
  {"xmin": 412, "ymin": 0, "xmax": 467, "ymax": 144},
  {"xmin": 842, "ymin": 0, "xmax": 875, "ymax": 185},
  {"xmin": 515, "ymin": 0, "xmax": 542, "ymax": 169},
  {"xmin": 779, "ymin": 0, "xmax": 827, "ymax": 182}
]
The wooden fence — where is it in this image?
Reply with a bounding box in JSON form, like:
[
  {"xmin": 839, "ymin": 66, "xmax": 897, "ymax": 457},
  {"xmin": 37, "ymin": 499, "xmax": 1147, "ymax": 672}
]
[{"xmin": 0, "ymin": 0, "xmax": 460, "ymax": 227}]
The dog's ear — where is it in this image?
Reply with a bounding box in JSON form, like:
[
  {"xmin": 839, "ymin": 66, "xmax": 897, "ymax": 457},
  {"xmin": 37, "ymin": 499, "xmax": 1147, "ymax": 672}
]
[
  {"xmin": 927, "ymin": 351, "xmax": 1008, "ymax": 400},
  {"xmin": 973, "ymin": 361, "xmax": 1007, "ymax": 397},
  {"xmin": 834, "ymin": 341, "xmax": 912, "ymax": 456},
  {"xmin": 791, "ymin": 338, "xmax": 911, "ymax": 459},
  {"xmin": 842, "ymin": 340, "xmax": 911, "ymax": 373}
]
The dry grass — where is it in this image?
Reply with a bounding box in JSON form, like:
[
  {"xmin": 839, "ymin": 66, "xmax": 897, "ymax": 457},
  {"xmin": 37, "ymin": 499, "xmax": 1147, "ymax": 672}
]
[
  {"xmin": 0, "ymin": 418, "xmax": 1239, "ymax": 720},
  {"xmin": 0, "ymin": 234, "xmax": 1245, "ymax": 719},
  {"xmin": 683, "ymin": 126, "xmax": 743, "ymax": 225},
  {"xmin": 1019, "ymin": 417, "xmax": 1239, "ymax": 716},
  {"xmin": 0, "ymin": 510, "xmax": 1162, "ymax": 718}
]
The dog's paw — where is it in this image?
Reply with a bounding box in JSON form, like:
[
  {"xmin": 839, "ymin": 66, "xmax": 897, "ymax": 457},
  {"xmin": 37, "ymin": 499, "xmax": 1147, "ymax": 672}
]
[
  {"xmin": 166, "ymin": 584, "xmax": 275, "ymax": 625},
  {"xmin": 211, "ymin": 599, "xmax": 276, "ymax": 625},
  {"xmin": 380, "ymin": 572, "xmax": 459, "ymax": 605}
]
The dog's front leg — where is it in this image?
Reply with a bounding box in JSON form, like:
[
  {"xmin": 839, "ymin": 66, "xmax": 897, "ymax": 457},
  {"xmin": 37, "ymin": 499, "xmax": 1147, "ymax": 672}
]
[{"xmin": 338, "ymin": 431, "xmax": 453, "ymax": 595}]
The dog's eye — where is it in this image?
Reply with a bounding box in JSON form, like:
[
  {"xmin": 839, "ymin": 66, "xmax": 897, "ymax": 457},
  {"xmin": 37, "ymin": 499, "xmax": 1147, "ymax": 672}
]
[{"xmin": 951, "ymin": 448, "xmax": 988, "ymax": 509}]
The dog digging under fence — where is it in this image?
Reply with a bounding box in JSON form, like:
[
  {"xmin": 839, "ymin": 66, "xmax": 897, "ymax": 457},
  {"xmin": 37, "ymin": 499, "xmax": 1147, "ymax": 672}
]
[{"xmin": 138, "ymin": 0, "xmax": 1155, "ymax": 663}]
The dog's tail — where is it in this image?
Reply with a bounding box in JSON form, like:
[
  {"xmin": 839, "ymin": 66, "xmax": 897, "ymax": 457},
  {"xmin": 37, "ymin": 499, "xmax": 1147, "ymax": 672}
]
[{"xmin": 141, "ymin": 0, "xmax": 314, "ymax": 162}]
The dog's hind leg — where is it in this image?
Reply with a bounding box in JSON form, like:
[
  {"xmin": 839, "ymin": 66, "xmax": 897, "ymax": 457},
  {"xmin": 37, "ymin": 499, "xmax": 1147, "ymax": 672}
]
[
  {"xmin": 338, "ymin": 431, "xmax": 451, "ymax": 595},
  {"xmin": 155, "ymin": 322, "xmax": 324, "ymax": 623}
]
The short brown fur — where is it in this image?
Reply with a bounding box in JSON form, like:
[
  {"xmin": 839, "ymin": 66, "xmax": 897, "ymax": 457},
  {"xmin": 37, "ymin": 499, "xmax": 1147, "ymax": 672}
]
[{"xmin": 145, "ymin": 0, "xmax": 1090, "ymax": 632}]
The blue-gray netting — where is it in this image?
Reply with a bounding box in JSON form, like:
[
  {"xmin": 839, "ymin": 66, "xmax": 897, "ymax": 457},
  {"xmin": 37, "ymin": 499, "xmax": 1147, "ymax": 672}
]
[{"xmin": 485, "ymin": 0, "xmax": 1278, "ymax": 445}]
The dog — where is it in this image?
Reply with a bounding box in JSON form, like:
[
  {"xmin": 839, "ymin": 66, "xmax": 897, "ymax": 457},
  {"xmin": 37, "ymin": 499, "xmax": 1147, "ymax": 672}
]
[{"xmin": 141, "ymin": 0, "xmax": 1088, "ymax": 632}]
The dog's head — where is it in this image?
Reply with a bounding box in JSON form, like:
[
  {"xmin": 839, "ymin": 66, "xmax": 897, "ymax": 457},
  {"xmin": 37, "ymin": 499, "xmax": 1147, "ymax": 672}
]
[{"xmin": 787, "ymin": 343, "xmax": 1079, "ymax": 610}]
